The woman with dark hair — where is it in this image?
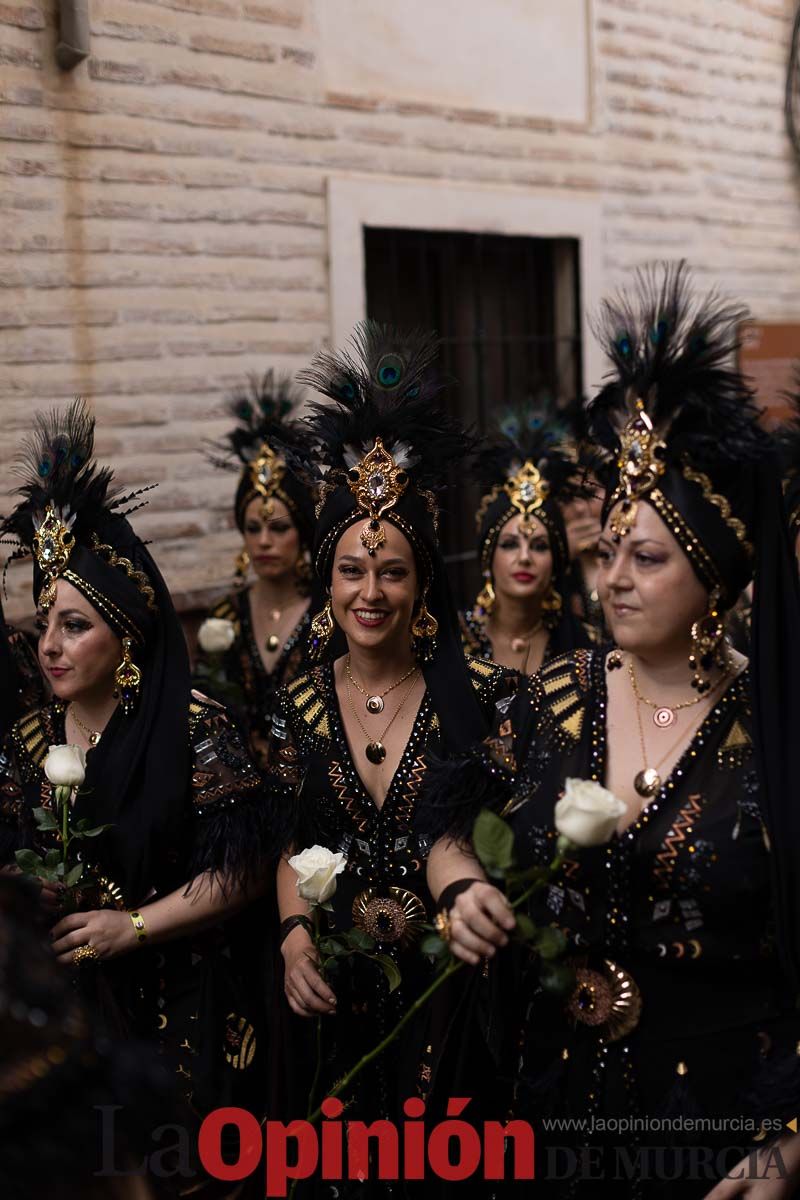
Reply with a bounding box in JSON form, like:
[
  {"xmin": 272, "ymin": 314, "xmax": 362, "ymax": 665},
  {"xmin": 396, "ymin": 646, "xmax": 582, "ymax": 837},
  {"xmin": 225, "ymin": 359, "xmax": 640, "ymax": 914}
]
[
  {"xmin": 423, "ymin": 264, "xmax": 800, "ymax": 1197},
  {"xmin": 0, "ymin": 402, "xmax": 277, "ymax": 1188},
  {"xmin": 266, "ymin": 323, "xmax": 512, "ymax": 1132},
  {"xmin": 460, "ymin": 408, "xmax": 595, "ymax": 673},
  {"xmin": 194, "ymin": 371, "xmax": 318, "ymax": 768}
]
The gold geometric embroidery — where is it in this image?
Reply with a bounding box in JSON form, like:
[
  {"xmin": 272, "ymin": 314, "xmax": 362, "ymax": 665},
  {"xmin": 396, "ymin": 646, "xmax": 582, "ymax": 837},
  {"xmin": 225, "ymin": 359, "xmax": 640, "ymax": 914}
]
[
  {"xmin": 304, "ymin": 700, "xmax": 323, "ymax": 725},
  {"xmin": 542, "ymin": 670, "xmax": 572, "ymax": 696},
  {"xmin": 294, "ymin": 687, "xmax": 315, "ymax": 709},
  {"xmin": 721, "ymin": 721, "xmax": 750, "ymax": 752},
  {"xmin": 315, "ymin": 713, "xmax": 331, "ymax": 739},
  {"xmin": 561, "ymin": 708, "xmax": 584, "ymax": 740},
  {"xmin": 552, "ymin": 691, "xmax": 580, "ymax": 717},
  {"xmin": 288, "ymin": 673, "xmax": 310, "ymax": 695}
]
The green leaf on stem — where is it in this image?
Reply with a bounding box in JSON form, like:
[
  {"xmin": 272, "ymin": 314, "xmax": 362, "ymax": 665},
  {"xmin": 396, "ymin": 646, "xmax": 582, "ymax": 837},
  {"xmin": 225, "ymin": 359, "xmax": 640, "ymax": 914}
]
[
  {"xmin": 14, "ymin": 849, "xmax": 45, "ymax": 874},
  {"xmin": 318, "ymin": 936, "xmax": 349, "ymax": 958},
  {"xmin": 534, "ymin": 926, "xmax": 568, "ymax": 961},
  {"xmin": 539, "ymin": 961, "xmax": 576, "ymax": 996},
  {"xmin": 344, "ymin": 927, "xmax": 375, "ymax": 952},
  {"xmin": 514, "ymin": 913, "xmax": 537, "ymax": 941},
  {"xmin": 365, "ymin": 952, "xmax": 401, "ymax": 993},
  {"xmin": 506, "ymin": 864, "xmax": 550, "ymax": 889},
  {"xmin": 64, "ymin": 863, "xmax": 84, "ymax": 887},
  {"xmin": 32, "ymin": 807, "xmax": 59, "ymax": 832},
  {"xmin": 420, "ymin": 933, "xmax": 449, "ymax": 958},
  {"xmin": 472, "ymin": 809, "xmax": 515, "ymax": 877},
  {"xmin": 73, "ymin": 823, "xmax": 113, "ymax": 839},
  {"xmin": 44, "ymin": 848, "xmax": 61, "ymax": 869}
]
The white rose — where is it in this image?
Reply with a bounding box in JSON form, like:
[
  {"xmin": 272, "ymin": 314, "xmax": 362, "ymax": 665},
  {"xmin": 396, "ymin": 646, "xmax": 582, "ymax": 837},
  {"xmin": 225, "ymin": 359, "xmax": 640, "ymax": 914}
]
[
  {"xmin": 554, "ymin": 778, "xmax": 626, "ymax": 848},
  {"xmin": 197, "ymin": 617, "xmax": 236, "ymax": 655},
  {"xmin": 288, "ymin": 845, "xmax": 346, "ymax": 905},
  {"xmin": 44, "ymin": 744, "xmax": 87, "ymax": 788}
]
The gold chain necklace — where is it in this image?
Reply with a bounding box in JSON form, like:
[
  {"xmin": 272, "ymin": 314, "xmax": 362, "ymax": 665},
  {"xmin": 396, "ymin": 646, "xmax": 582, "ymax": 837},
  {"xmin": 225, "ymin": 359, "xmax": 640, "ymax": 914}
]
[
  {"xmin": 628, "ymin": 657, "xmax": 729, "ymax": 729},
  {"xmin": 345, "ymin": 654, "xmax": 418, "ymax": 715},
  {"xmin": 69, "ymin": 704, "xmax": 102, "ymax": 748},
  {"xmin": 345, "ymin": 669, "xmax": 419, "ymax": 765}
]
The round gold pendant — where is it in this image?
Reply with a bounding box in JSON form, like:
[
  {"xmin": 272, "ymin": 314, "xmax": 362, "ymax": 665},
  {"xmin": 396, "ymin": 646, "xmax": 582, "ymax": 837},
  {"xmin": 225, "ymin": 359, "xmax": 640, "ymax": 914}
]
[
  {"xmin": 634, "ymin": 767, "xmax": 661, "ymax": 798},
  {"xmin": 365, "ymin": 741, "xmax": 386, "ymax": 765},
  {"xmin": 266, "ymin": 634, "xmax": 280, "ymax": 652},
  {"xmin": 510, "ymin": 637, "xmax": 526, "ymax": 653},
  {"xmin": 653, "ymin": 707, "xmax": 675, "ymax": 728},
  {"xmin": 366, "ymin": 695, "xmax": 384, "ymax": 715}
]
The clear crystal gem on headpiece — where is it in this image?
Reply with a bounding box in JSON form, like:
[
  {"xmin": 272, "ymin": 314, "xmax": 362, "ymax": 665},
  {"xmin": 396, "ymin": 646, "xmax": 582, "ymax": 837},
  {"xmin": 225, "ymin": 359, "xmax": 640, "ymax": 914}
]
[{"xmin": 346, "ymin": 437, "xmax": 409, "ymax": 556}]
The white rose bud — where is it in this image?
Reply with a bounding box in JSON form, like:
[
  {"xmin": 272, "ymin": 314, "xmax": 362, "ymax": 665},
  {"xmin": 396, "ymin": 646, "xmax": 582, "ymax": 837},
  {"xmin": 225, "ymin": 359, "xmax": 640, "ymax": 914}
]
[
  {"xmin": 197, "ymin": 617, "xmax": 236, "ymax": 655},
  {"xmin": 288, "ymin": 845, "xmax": 346, "ymax": 905},
  {"xmin": 554, "ymin": 778, "xmax": 627, "ymax": 848},
  {"xmin": 44, "ymin": 744, "xmax": 87, "ymax": 788}
]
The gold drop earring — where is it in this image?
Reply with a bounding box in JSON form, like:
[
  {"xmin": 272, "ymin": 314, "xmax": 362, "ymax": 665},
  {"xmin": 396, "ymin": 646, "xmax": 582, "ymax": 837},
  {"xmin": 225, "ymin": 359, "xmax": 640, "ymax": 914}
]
[{"xmin": 474, "ymin": 571, "xmax": 495, "ymax": 623}]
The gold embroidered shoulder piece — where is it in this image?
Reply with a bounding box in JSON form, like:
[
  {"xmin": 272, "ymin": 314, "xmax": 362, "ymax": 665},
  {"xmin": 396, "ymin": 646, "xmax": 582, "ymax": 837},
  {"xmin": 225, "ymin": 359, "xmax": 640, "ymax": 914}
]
[
  {"xmin": 208, "ymin": 594, "xmax": 241, "ymax": 635},
  {"xmin": 10, "ymin": 704, "xmax": 61, "ymax": 780},
  {"xmin": 286, "ymin": 667, "xmax": 331, "ymax": 742},
  {"xmin": 532, "ymin": 649, "xmax": 594, "ymax": 747},
  {"xmin": 465, "ymin": 654, "xmax": 508, "ymax": 695}
]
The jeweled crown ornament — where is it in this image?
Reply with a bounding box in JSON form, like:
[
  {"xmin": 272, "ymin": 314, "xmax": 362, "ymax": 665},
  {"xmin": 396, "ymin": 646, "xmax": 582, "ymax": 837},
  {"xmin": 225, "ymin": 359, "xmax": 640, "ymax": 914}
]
[
  {"xmin": 610, "ymin": 397, "xmax": 667, "ymax": 541},
  {"xmin": 32, "ymin": 502, "xmax": 76, "ymax": 611},
  {"xmin": 346, "ymin": 436, "xmax": 409, "ymax": 555},
  {"xmin": 504, "ymin": 459, "xmax": 548, "ymax": 536},
  {"xmin": 249, "ymin": 441, "xmax": 286, "ymax": 520}
]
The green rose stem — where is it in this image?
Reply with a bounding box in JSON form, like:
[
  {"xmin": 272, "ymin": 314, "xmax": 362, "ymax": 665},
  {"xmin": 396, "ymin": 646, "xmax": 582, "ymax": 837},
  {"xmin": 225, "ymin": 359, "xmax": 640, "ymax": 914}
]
[
  {"xmin": 57, "ymin": 785, "xmax": 71, "ymax": 862},
  {"xmin": 302, "ymin": 843, "xmax": 568, "ymax": 1129},
  {"xmin": 306, "ymin": 906, "xmax": 324, "ymax": 1121}
]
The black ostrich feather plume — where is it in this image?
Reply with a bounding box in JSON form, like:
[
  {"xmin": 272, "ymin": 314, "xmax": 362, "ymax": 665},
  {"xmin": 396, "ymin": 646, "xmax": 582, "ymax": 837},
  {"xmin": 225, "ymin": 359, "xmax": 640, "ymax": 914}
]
[
  {"xmin": 777, "ymin": 368, "xmax": 800, "ymax": 470},
  {"xmin": 0, "ymin": 399, "xmax": 147, "ymax": 552},
  {"xmin": 296, "ymin": 321, "xmax": 472, "ymax": 490},
  {"xmin": 473, "ymin": 403, "xmax": 584, "ymax": 502},
  {"xmin": 206, "ymin": 369, "xmax": 309, "ymax": 472},
  {"xmin": 588, "ymin": 260, "xmax": 765, "ymax": 466}
]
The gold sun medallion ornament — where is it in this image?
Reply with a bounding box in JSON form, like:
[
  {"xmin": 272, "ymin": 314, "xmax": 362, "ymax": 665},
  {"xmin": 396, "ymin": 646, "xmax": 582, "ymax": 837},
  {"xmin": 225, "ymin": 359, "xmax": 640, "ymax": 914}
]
[{"xmin": 346, "ymin": 437, "xmax": 410, "ymax": 555}]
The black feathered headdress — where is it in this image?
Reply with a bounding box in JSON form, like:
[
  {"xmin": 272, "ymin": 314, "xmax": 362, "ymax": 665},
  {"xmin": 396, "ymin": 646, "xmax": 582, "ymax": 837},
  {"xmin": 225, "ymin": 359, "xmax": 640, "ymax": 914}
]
[
  {"xmin": 588, "ymin": 259, "xmax": 767, "ymax": 605},
  {"xmin": 1, "ymin": 400, "xmax": 190, "ymax": 908},
  {"xmin": 296, "ymin": 321, "xmax": 488, "ymax": 753},
  {"xmin": 208, "ymin": 370, "xmax": 315, "ymax": 545}
]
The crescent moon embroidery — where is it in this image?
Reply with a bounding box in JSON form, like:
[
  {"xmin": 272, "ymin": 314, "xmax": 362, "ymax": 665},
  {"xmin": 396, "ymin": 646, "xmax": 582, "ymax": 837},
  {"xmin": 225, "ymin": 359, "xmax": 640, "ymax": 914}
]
[
  {"xmin": 672, "ymin": 942, "xmax": 685, "ymax": 959},
  {"xmin": 688, "ymin": 939, "xmax": 702, "ymax": 959},
  {"xmin": 157, "ymin": 1014, "xmax": 167, "ymax": 1030},
  {"xmin": 657, "ymin": 943, "xmax": 667, "ymax": 957},
  {"xmin": 398, "ymin": 865, "xmax": 408, "ymax": 877}
]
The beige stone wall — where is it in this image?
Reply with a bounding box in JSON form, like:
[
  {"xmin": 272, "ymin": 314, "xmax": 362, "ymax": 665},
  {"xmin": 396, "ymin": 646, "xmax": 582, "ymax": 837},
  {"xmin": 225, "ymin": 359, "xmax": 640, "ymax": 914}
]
[{"xmin": 1, "ymin": 0, "xmax": 799, "ymax": 619}]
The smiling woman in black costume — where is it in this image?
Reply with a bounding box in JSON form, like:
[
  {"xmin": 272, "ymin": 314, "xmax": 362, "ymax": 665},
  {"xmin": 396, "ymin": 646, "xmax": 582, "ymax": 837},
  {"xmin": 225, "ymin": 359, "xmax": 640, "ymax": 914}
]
[
  {"xmin": 422, "ymin": 263, "xmax": 800, "ymax": 1198},
  {"xmin": 195, "ymin": 371, "xmax": 318, "ymax": 768},
  {"xmin": 0, "ymin": 401, "xmax": 278, "ymax": 1195},
  {"xmin": 265, "ymin": 323, "xmax": 512, "ymax": 1153}
]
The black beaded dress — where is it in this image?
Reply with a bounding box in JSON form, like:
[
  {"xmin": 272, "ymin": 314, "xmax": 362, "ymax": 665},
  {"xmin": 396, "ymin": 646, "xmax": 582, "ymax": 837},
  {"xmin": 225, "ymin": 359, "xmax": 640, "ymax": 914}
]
[
  {"xmin": 267, "ymin": 654, "xmax": 511, "ymax": 1126},
  {"xmin": 438, "ymin": 648, "xmax": 796, "ymax": 1196},
  {"xmin": 195, "ymin": 588, "xmax": 311, "ymax": 769},
  {"xmin": 458, "ymin": 606, "xmax": 595, "ymax": 668},
  {"xmin": 0, "ymin": 691, "xmax": 272, "ymax": 1122}
]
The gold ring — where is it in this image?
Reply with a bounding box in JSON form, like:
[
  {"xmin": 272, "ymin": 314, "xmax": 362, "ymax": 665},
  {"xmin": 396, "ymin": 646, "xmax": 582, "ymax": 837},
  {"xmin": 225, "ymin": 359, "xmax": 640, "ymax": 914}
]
[
  {"xmin": 72, "ymin": 944, "xmax": 99, "ymax": 968},
  {"xmin": 433, "ymin": 910, "xmax": 452, "ymax": 943}
]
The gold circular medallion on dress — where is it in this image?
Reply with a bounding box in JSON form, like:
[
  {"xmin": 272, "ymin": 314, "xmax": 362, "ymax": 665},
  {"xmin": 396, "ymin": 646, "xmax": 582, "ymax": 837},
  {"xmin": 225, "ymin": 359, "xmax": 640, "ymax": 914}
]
[
  {"xmin": 266, "ymin": 634, "xmax": 280, "ymax": 652},
  {"xmin": 634, "ymin": 767, "xmax": 661, "ymax": 798},
  {"xmin": 366, "ymin": 695, "xmax": 384, "ymax": 715},
  {"xmin": 365, "ymin": 741, "xmax": 386, "ymax": 765},
  {"xmin": 653, "ymin": 707, "xmax": 675, "ymax": 728}
]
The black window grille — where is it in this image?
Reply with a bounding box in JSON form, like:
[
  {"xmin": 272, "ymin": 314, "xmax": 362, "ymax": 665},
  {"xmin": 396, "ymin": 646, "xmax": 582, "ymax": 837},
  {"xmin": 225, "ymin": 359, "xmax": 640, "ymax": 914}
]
[{"xmin": 364, "ymin": 228, "xmax": 582, "ymax": 606}]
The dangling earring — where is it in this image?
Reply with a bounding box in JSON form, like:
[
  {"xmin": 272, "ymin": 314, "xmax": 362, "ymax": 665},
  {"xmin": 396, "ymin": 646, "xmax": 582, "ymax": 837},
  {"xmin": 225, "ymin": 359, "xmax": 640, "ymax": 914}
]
[
  {"xmin": 541, "ymin": 583, "xmax": 563, "ymax": 630},
  {"xmin": 689, "ymin": 588, "xmax": 726, "ymax": 694},
  {"xmin": 309, "ymin": 598, "xmax": 335, "ymax": 661},
  {"xmin": 234, "ymin": 547, "xmax": 250, "ymax": 589},
  {"xmin": 606, "ymin": 648, "xmax": 623, "ymax": 671},
  {"xmin": 411, "ymin": 595, "xmax": 438, "ymax": 663},
  {"xmin": 114, "ymin": 637, "xmax": 141, "ymax": 717},
  {"xmin": 474, "ymin": 572, "xmax": 495, "ymax": 624},
  {"xmin": 295, "ymin": 549, "xmax": 313, "ymax": 597}
]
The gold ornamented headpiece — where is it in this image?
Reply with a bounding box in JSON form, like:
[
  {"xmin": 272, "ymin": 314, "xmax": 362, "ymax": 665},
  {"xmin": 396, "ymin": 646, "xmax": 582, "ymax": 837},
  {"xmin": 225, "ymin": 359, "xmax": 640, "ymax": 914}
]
[
  {"xmin": 346, "ymin": 436, "xmax": 409, "ymax": 555},
  {"xmin": 504, "ymin": 459, "xmax": 549, "ymax": 536},
  {"xmin": 32, "ymin": 503, "xmax": 76, "ymax": 611},
  {"xmin": 248, "ymin": 441, "xmax": 286, "ymax": 519},
  {"xmin": 609, "ymin": 399, "xmax": 667, "ymax": 540}
]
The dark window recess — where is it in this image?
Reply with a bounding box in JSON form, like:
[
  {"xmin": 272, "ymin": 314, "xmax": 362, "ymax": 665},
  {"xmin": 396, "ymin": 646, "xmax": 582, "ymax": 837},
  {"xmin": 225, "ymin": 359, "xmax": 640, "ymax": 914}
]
[{"xmin": 364, "ymin": 228, "xmax": 582, "ymax": 606}]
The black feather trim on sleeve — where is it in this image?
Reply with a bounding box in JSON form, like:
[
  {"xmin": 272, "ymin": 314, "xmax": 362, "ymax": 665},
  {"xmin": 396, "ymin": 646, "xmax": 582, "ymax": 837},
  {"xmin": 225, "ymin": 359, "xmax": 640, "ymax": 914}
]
[
  {"xmin": 415, "ymin": 744, "xmax": 515, "ymax": 846},
  {"xmin": 187, "ymin": 789, "xmax": 280, "ymax": 901}
]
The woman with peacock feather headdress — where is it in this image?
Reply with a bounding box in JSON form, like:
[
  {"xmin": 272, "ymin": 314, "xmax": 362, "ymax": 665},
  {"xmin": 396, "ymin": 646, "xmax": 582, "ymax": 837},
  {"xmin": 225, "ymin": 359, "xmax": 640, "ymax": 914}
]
[
  {"xmin": 0, "ymin": 400, "xmax": 284, "ymax": 1194},
  {"xmin": 194, "ymin": 370, "xmax": 319, "ymax": 768},
  {"xmin": 460, "ymin": 403, "xmax": 596, "ymax": 673},
  {"xmin": 264, "ymin": 321, "xmax": 514, "ymax": 1157},
  {"xmin": 422, "ymin": 262, "xmax": 800, "ymax": 1195}
]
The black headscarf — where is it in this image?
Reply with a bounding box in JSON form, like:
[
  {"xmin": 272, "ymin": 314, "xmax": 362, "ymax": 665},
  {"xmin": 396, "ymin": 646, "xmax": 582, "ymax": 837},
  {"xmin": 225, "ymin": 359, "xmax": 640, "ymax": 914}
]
[
  {"xmin": 207, "ymin": 370, "xmax": 316, "ymax": 549},
  {"xmin": 296, "ymin": 321, "xmax": 488, "ymax": 753},
  {"xmin": 588, "ymin": 260, "xmax": 800, "ymax": 986},
  {"xmin": 0, "ymin": 600, "xmax": 23, "ymax": 744},
  {"xmin": 776, "ymin": 375, "xmax": 800, "ymax": 542},
  {"xmin": 2, "ymin": 401, "xmax": 190, "ymax": 907}
]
